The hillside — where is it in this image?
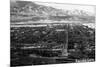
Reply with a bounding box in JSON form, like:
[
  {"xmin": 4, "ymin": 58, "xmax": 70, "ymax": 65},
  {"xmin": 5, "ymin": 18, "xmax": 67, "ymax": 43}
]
[{"xmin": 10, "ymin": 1, "xmax": 95, "ymax": 23}]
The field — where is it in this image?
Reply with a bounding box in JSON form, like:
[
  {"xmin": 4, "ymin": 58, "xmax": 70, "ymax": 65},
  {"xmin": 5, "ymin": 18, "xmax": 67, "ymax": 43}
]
[{"xmin": 11, "ymin": 22, "xmax": 95, "ymax": 66}]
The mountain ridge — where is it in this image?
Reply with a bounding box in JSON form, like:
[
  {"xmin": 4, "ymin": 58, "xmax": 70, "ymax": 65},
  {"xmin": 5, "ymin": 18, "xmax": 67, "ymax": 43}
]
[{"xmin": 10, "ymin": 1, "xmax": 95, "ymax": 22}]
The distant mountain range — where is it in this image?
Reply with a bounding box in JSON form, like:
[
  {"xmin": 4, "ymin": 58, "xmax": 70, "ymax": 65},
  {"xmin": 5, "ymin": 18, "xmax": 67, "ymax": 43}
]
[{"xmin": 10, "ymin": 1, "xmax": 95, "ymax": 22}]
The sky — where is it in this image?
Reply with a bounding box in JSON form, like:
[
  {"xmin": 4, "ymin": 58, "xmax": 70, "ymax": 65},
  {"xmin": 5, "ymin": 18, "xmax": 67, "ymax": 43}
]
[{"xmin": 10, "ymin": 0, "xmax": 95, "ymax": 15}]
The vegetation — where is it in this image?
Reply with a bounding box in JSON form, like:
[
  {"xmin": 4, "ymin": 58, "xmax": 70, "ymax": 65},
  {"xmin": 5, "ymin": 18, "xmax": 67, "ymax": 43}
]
[{"xmin": 11, "ymin": 24, "xmax": 95, "ymax": 66}]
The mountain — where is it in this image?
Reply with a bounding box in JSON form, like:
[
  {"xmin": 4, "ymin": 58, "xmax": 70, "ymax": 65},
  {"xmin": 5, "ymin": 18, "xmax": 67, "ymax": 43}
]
[
  {"xmin": 11, "ymin": 1, "xmax": 64, "ymax": 16},
  {"xmin": 10, "ymin": 1, "xmax": 95, "ymax": 22}
]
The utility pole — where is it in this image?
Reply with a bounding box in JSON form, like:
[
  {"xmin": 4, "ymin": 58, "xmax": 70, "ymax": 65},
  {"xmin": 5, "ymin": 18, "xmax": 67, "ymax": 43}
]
[{"xmin": 62, "ymin": 24, "xmax": 68, "ymax": 57}]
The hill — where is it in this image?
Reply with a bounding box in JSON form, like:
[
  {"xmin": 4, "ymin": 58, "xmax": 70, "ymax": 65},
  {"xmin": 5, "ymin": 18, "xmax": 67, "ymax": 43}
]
[{"xmin": 10, "ymin": 1, "xmax": 95, "ymax": 23}]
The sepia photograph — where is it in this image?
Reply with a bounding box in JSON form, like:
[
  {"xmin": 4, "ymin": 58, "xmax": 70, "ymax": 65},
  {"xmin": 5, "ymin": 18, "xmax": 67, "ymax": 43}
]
[{"xmin": 10, "ymin": 0, "xmax": 95, "ymax": 66}]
